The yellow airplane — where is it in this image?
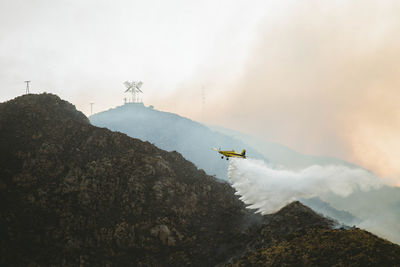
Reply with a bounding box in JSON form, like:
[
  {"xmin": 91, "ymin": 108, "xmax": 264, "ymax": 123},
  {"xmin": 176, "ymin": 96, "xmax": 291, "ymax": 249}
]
[{"xmin": 213, "ymin": 148, "xmax": 246, "ymax": 160}]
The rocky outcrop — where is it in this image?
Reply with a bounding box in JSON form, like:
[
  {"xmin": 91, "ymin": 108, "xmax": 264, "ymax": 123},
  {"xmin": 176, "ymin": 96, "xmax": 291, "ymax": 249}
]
[{"xmin": 1, "ymin": 94, "xmax": 399, "ymax": 266}]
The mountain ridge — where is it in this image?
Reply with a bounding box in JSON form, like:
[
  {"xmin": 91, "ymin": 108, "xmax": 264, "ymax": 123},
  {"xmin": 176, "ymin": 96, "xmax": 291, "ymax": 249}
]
[{"xmin": 89, "ymin": 102, "xmax": 267, "ymax": 181}]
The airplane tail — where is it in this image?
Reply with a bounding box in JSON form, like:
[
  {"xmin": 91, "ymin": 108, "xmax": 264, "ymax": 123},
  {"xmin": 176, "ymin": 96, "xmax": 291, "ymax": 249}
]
[{"xmin": 241, "ymin": 149, "xmax": 246, "ymax": 156}]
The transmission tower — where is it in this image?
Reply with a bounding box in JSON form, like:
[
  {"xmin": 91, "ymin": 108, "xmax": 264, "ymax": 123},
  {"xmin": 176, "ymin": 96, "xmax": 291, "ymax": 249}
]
[{"xmin": 123, "ymin": 81, "xmax": 143, "ymax": 103}]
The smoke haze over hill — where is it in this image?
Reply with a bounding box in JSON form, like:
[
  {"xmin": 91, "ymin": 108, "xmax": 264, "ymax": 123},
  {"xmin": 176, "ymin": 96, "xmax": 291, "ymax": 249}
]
[
  {"xmin": 1, "ymin": 0, "xmax": 400, "ymax": 184},
  {"xmin": 152, "ymin": 1, "xmax": 400, "ymax": 185}
]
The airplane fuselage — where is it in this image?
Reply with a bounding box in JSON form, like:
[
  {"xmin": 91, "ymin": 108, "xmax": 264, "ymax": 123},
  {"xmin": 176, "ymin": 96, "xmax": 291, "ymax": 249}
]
[{"xmin": 213, "ymin": 148, "xmax": 246, "ymax": 160}]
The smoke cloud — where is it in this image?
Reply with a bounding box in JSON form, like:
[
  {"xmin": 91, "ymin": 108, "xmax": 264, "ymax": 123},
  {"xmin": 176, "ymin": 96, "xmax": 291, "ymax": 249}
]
[
  {"xmin": 228, "ymin": 158, "xmax": 400, "ymax": 244},
  {"xmin": 228, "ymin": 158, "xmax": 382, "ymax": 214},
  {"xmin": 159, "ymin": 0, "xmax": 400, "ymax": 184}
]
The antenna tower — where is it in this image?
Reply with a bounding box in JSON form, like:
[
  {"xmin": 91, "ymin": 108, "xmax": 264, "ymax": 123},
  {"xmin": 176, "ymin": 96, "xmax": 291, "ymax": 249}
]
[
  {"xmin": 123, "ymin": 81, "xmax": 143, "ymax": 103},
  {"xmin": 24, "ymin": 80, "xmax": 31, "ymax": 94}
]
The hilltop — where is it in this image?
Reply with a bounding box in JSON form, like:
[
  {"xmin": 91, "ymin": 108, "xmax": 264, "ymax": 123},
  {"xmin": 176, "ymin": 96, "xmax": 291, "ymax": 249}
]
[
  {"xmin": 90, "ymin": 102, "xmax": 361, "ymax": 181},
  {"xmin": 1, "ymin": 94, "xmax": 400, "ymax": 266},
  {"xmin": 89, "ymin": 102, "xmax": 266, "ymax": 181}
]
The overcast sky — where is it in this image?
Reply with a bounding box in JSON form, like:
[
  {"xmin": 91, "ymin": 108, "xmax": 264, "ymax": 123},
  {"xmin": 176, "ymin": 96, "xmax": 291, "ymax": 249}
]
[
  {"xmin": 0, "ymin": 0, "xmax": 268, "ymax": 108},
  {"xmin": 1, "ymin": 0, "xmax": 400, "ymax": 184}
]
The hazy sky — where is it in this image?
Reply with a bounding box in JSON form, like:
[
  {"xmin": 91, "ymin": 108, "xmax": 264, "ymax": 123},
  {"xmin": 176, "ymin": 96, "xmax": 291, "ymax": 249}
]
[{"xmin": 1, "ymin": 0, "xmax": 400, "ymax": 184}]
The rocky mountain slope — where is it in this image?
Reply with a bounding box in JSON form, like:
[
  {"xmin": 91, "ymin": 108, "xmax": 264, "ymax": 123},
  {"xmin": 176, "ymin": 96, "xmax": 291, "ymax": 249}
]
[
  {"xmin": 89, "ymin": 102, "xmax": 266, "ymax": 181},
  {"xmin": 1, "ymin": 94, "xmax": 400, "ymax": 266},
  {"xmin": 89, "ymin": 101, "xmax": 377, "ymax": 235},
  {"xmin": 90, "ymin": 103, "xmax": 360, "ymax": 181}
]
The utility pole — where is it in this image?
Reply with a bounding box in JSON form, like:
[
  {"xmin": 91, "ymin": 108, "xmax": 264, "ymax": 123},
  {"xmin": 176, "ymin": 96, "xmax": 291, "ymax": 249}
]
[
  {"xmin": 90, "ymin": 103, "xmax": 94, "ymax": 115},
  {"xmin": 24, "ymin": 81, "xmax": 31, "ymax": 94}
]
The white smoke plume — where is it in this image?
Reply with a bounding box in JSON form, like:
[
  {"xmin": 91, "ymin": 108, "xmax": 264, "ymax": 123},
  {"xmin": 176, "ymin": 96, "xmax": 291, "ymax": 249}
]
[
  {"xmin": 228, "ymin": 158, "xmax": 400, "ymax": 244},
  {"xmin": 228, "ymin": 158, "xmax": 382, "ymax": 214}
]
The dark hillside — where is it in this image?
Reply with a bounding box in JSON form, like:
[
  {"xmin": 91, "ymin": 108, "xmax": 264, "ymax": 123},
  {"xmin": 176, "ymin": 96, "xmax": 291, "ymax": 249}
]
[
  {"xmin": 229, "ymin": 228, "xmax": 400, "ymax": 266},
  {"xmin": 1, "ymin": 94, "xmax": 399, "ymax": 266},
  {"xmin": 0, "ymin": 94, "xmax": 259, "ymax": 266}
]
